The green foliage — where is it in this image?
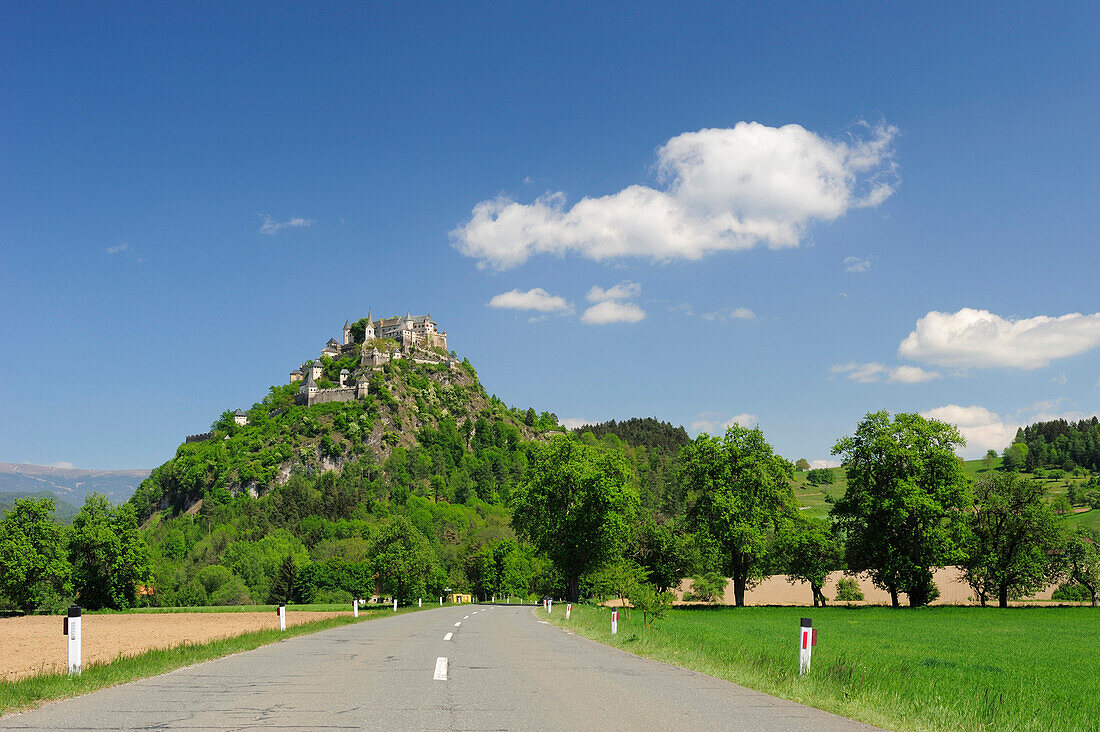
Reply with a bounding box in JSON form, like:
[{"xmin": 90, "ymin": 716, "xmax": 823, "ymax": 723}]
[
  {"xmin": 806, "ymin": 467, "xmax": 835, "ymax": 486},
  {"xmin": 511, "ymin": 435, "xmax": 639, "ymax": 601},
  {"xmin": 775, "ymin": 515, "xmax": 841, "ymax": 606},
  {"xmin": 831, "ymin": 411, "xmax": 969, "ymax": 607},
  {"xmin": 69, "ymin": 494, "xmax": 150, "ymax": 610},
  {"xmin": 0, "ymin": 498, "xmax": 72, "ymax": 613},
  {"xmin": 268, "ymin": 554, "xmax": 298, "ymax": 604},
  {"xmin": 681, "ymin": 425, "xmax": 795, "ymax": 606},
  {"xmin": 683, "ymin": 572, "xmax": 726, "ymax": 603},
  {"xmin": 372, "ymin": 516, "xmax": 440, "ymax": 603},
  {"xmin": 960, "ymin": 472, "xmax": 1061, "ymax": 607},
  {"xmin": 833, "ymin": 576, "xmax": 864, "ymax": 601},
  {"xmin": 1058, "ymin": 527, "xmax": 1100, "ymax": 606},
  {"xmin": 627, "ymin": 581, "xmax": 674, "ymax": 627},
  {"xmin": 1012, "ymin": 417, "xmax": 1100, "ymax": 472},
  {"xmin": 583, "ymin": 558, "xmax": 647, "ymax": 603}
]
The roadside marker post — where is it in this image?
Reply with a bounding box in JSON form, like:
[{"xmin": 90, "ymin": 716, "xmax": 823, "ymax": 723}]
[
  {"xmin": 547, "ymin": 599, "xmax": 552, "ymax": 614},
  {"xmin": 611, "ymin": 609, "xmax": 618, "ymax": 635},
  {"xmin": 393, "ymin": 598, "xmax": 398, "ymax": 612},
  {"xmin": 439, "ymin": 596, "xmax": 443, "ymax": 606},
  {"xmin": 278, "ymin": 603, "xmax": 286, "ymax": 631},
  {"xmin": 63, "ymin": 604, "xmax": 81, "ymax": 675},
  {"xmin": 353, "ymin": 598, "xmax": 359, "ymax": 618},
  {"xmin": 566, "ymin": 603, "xmax": 571, "ymax": 620},
  {"xmin": 799, "ymin": 617, "xmax": 814, "ymax": 675},
  {"xmin": 419, "ymin": 597, "xmax": 422, "ymax": 607}
]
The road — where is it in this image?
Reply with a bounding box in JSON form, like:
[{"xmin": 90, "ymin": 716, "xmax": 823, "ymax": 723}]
[{"xmin": 0, "ymin": 605, "xmax": 876, "ymax": 730}]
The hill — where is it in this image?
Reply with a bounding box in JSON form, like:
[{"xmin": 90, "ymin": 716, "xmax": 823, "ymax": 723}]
[
  {"xmin": 0, "ymin": 490, "xmax": 80, "ymax": 523},
  {"xmin": 0, "ymin": 463, "xmax": 149, "ymax": 505}
]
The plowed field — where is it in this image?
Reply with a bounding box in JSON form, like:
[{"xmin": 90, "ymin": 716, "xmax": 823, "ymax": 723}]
[{"xmin": 0, "ymin": 611, "xmax": 343, "ymax": 681}]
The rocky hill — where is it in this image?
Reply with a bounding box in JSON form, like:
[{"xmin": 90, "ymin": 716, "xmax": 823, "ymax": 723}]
[{"xmin": 129, "ymin": 343, "xmax": 564, "ymax": 519}]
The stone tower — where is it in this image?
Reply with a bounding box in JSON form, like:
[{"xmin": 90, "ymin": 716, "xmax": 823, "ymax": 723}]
[
  {"xmin": 310, "ymin": 360, "xmax": 323, "ymax": 381},
  {"xmin": 356, "ymin": 378, "xmax": 369, "ymax": 399},
  {"xmin": 343, "ymin": 320, "xmax": 351, "ymax": 345},
  {"xmin": 364, "ymin": 309, "xmax": 375, "ymax": 341}
]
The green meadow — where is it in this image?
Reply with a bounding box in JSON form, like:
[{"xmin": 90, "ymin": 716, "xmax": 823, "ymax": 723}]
[{"xmin": 552, "ymin": 604, "xmax": 1098, "ymax": 731}]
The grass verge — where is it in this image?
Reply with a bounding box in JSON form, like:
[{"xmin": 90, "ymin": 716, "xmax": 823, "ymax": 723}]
[
  {"xmin": 550, "ymin": 603, "xmax": 1099, "ymax": 731},
  {"xmin": 0, "ymin": 604, "xmax": 432, "ymax": 715}
]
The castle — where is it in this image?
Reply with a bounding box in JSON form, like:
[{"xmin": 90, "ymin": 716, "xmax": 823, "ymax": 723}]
[{"xmin": 290, "ymin": 312, "xmax": 453, "ymax": 406}]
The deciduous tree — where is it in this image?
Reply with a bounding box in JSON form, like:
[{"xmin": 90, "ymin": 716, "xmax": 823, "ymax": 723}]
[
  {"xmin": 0, "ymin": 498, "xmax": 71, "ymax": 613},
  {"xmin": 830, "ymin": 412, "xmax": 970, "ymax": 607},
  {"xmin": 775, "ymin": 515, "xmax": 841, "ymax": 607},
  {"xmin": 69, "ymin": 494, "xmax": 150, "ymax": 610},
  {"xmin": 511, "ymin": 436, "xmax": 638, "ymax": 602},
  {"xmin": 680, "ymin": 426, "xmax": 795, "ymax": 607}
]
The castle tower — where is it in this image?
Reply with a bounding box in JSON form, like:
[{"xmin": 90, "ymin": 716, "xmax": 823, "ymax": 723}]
[
  {"xmin": 343, "ymin": 320, "xmax": 351, "ymax": 345},
  {"xmin": 364, "ymin": 309, "xmax": 375, "ymax": 341},
  {"xmin": 339, "ymin": 368, "xmax": 350, "ymax": 387},
  {"xmin": 356, "ymin": 378, "xmax": 369, "ymax": 399},
  {"xmin": 290, "ymin": 367, "xmax": 303, "ymax": 383},
  {"xmin": 233, "ymin": 409, "xmax": 249, "ymax": 426},
  {"xmin": 310, "ymin": 360, "xmax": 323, "ymax": 381}
]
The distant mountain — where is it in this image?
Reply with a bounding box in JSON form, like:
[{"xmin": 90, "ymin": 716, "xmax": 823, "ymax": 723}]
[
  {"xmin": 0, "ymin": 490, "xmax": 80, "ymax": 523},
  {"xmin": 0, "ymin": 463, "xmax": 150, "ymax": 505}
]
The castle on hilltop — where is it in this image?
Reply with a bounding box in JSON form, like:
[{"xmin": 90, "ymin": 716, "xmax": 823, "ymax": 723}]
[{"xmin": 290, "ymin": 312, "xmax": 454, "ymax": 406}]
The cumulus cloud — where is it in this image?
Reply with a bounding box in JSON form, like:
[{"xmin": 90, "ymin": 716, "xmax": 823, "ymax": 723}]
[
  {"xmin": 581, "ymin": 301, "xmax": 646, "ymax": 324},
  {"xmin": 898, "ymin": 308, "xmax": 1100, "ymax": 370},
  {"xmin": 587, "ymin": 281, "xmax": 642, "ymax": 303},
  {"xmin": 260, "ymin": 215, "xmax": 314, "ymax": 234},
  {"xmin": 47, "ymin": 460, "xmax": 74, "ymax": 470},
  {"xmin": 831, "ymin": 362, "xmax": 940, "ymax": 383},
  {"xmin": 452, "ymin": 121, "xmax": 899, "ymax": 269},
  {"xmin": 691, "ymin": 413, "xmax": 758, "ymax": 434},
  {"xmin": 844, "ymin": 256, "xmax": 871, "ymax": 273},
  {"xmin": 105, "ymin": 243, "xmax": 129, "ymax": 255},
  {"xmin": 582, "ymin": 280, "xmax": 645, "ymax": 324},
  {"xmin": 488, "ymin": 288, "xmax": 573, "ymax": 314},
  {"xmin": 561, "ymin": 417, "xmax": 596, "ymax": 430},
  {"xmin": 701, "ymin": 307, "xmax": 755, "ymax": 322},
  {"xmin": 810, "ymin": 459, "xmax": 841, "ymax": 469},
  {"xmin": 920, "ymin": 405, "xmax": 1016, "ymax": 457}
]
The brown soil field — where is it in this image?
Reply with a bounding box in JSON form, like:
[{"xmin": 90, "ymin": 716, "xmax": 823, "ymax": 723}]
[
  {"xmin": 0, "ymin": 611, "xmax": 344, "ymax": 681},
  {"xmin": 606, "ymin": 566, "xmax": 1062, "ymax": 607}
]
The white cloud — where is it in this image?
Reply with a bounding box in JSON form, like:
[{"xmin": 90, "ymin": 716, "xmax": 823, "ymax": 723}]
[
  {"xmin": 810, "ymin": 459, "xmax": 841, "ymax": 469},
  {"xmin": 452, "ymin": 121, "xmax": 899, "ymax": 269},
  {"xmin": 691, "ymin": 413, "xmax": 758, "ymax": 434},
  {"xmin": 47, "ymin": 460, "xmax": 74, "ymax": 470},
  {"xmin": 1052, "ymin": 372, "xmax": 1068, "ymax": 386},
  {"xmin": 105, "ymin": 243, "xmax": 129, "ymax": 255},
  {"xmin": 899, "ymin": 308, "xmax": 1100, "ymax": 370},
  {"xmin": 844, "ymin": 256, "xmax": 871, "ymax": 273},
  {"xmin": 587, "ymin": 281, "xmax": 642, "ymax": 303},
  {"xmin": 562, "ymin": 417, "xmax": 596, "ymax": 430},
  {"xmin": 488, "ymin": 288, "xmax": 573, "ymax": 314},
  {"xmin": 581, "ymin": 301, "xmax": 646, "ymax": 325},
  {"xmin": 831, "ymin": 362, "xmax": 940, "ymax": 383},
  {"xmin": 920, "ymin": 405, "xmax": 1017, "ymax": 458},
  {"xmin": 260, "ymin": 215, "xmax": 314, "ymax": 234},
  {"xmin": 701, "ymin": 306, "xmax": 755, "ymax": 322}
]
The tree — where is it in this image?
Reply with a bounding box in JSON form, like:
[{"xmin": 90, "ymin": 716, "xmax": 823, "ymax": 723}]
[
  {"xmin": 372, "ymin": 516, "xmax": 438, "ymax": 603},
  {"xmin": 983, "ymin": 449, "xmax": 998, "ymax": 471},
  {"xmin": 69, "ymin": 494, "xmax": 150, "ymax": 610},
  {"xmin": 960, "ymin": 472, "xmax": 1060, "ymax": 607},
  {"xmin": 268, "ymin": 555, "xmax": 298, "ymax": 604},
  {"xmin": 630, "ymin": 515, "xmax": 688, "ymax": 593},
  {"xmin": 627, "ymin": 581, "xmax": 674, "ymax": 628},
  {"xmin": 511, "ymin": 435, "xmax": 638, "ymax": 602},
  {"xmin": 0, "ymin": 498, "xmax": 71, "ymax": 613},
  {"xmin": 683, "ymin": 572, "xmax": 726, "ymax": 603},
  {"xmin": 806, "ymin": 468, "xmax": 835, "ymax": 487},
  {"xmin": 776, "ymin": 515, "xmax": 842, "ymax": 607},
  {"xmin": 1059, "ymin": 528, "xmax": 1100, "ymax": 607},
  {"xmin": 830, "ymin": 412, "xmax": 970, "ymax": 607},
  {"xmin": 1002, "ymin": 442, "xmax": 1028, "ymax": 472},
  {"xmin": 680, "ymin": 426, "xmax": 795, "ymax": 607},
  {"xmin": 795, "ymin": 458, "xmax": 811, "ymax": 471}
]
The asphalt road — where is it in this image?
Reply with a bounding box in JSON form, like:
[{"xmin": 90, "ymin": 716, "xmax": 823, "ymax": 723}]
[{"xmin": 0, "ymin": 605, "xmax": 877, "ymax": 730}]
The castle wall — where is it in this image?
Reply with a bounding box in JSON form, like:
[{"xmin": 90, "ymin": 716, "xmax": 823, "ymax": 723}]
[{"xmin": 295, "ymin": 387, "xmax": 358, "ymax": 407}]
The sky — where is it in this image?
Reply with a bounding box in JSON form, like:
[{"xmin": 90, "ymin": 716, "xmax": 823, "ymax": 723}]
[{"xmin": 1, "ymin": 2, "xmax": 1097, "ymax": 470}]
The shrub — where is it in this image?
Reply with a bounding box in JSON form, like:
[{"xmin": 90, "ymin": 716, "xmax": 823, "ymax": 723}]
[
  {"xmin": 683, "ymin": 572, "xmax": 726, "ymax": 603},
  {"xmin": 1052, "ymin": 582, "xmax": 1093, "ymax": 602},
  {"xmin": 834, "ymin": 577, "xmax": 864, "ymax": 602}
]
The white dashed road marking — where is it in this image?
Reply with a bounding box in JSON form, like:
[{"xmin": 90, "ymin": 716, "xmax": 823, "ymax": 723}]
[
  {"xmin": 454, "ymin": 622, "xmax": 461, "ymax": 627},
  {"xmin": 444, "ymin": 632, "xmax": 453, "ymax": 641},
  {"xmin": 434, "ymin": 657, "xmax": 448, "ymax": 681}
]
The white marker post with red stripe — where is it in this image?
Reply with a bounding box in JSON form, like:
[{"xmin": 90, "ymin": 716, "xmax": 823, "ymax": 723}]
[
  {"xmin": 64, "ymin": 604, "xmax": 81, "ymax": 675},
  {"xmin": 611, "ymin": 609, "xmax": 618, "ymax": 635},
  {"xmin": 799, "ymin": 617, "xmax": 817, "ymax": 675},
  {"xmin": 353, "ymin": 598, "xmax": 359, "ymax": 617},
  {"xmin": 278, "ymin": 603, "xmax": 286, "ymax": 631},
  {"xmin": 566, "ymin": 603, "xmax": 571, "ymax": 620},
  {"xmin": 547, "ymin": 599, "xmax": 552, "ymax": 614}
]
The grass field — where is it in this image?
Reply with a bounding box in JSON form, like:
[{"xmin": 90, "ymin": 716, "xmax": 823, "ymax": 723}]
[
  {"xmin": 90, "ymin": 602, "xmax": 391, "ymax": 614},
  {"xmin": 551, "ymin": 603, "xmax": 1099, "ymax": 731}
]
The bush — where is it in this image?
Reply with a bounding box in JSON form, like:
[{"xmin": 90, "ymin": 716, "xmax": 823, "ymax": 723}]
[
  {"xmin": 834, "ymin": 577, "xmax": 864, "ymax": 602},
  {"xmin": 683, "ymin": 572, "xmax": 726, "ymax": 603},
  {"xmin": 1051, "ymin": 582, "xmax": 1093, "ymax": 602}
]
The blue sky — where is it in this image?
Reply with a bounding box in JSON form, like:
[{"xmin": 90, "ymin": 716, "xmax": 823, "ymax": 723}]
[{"xmin": 1, "ymin": 2, "xmax": 1097, "ymax": 470}]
